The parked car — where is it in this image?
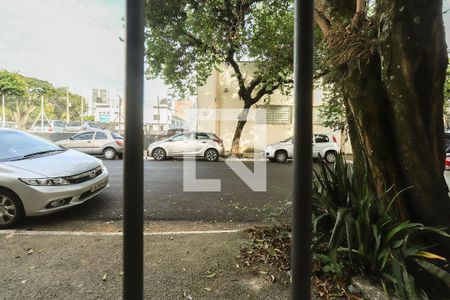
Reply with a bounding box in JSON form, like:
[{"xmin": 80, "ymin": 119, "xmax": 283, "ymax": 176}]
[
  {"xmin": 147, "ymin": 132, "xmax": 224, "ymax": 162},
  {"xmin": 0, "ymin": 129, "xmax": 109, "ymax": 228},
  {"xmin": 264, "ymin": 134, "xmax": 340, "ymax": 163},
  {"xmin": 55, "ymin": 130, "xmax": 124, "ymax": 160},
  {"xmin": 30, "ymin": 120, "xmax": 66, "ymax": 133},
  {"xmin": 167, "ymin": 127, "xmax": 186, "ymax": 136},
  {"xmin": 64, "ymin": 121, "xmax": 104, "ymax": 133}
]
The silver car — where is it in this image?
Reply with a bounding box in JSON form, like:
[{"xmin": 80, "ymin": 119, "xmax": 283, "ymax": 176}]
[
  {"xmin": 30, "ymin": 120, "xmax": 66, "ymax": 133},
  {"xmin": 64, "ymin": 121, "xmax": 104, "ymax": 133},
  {"xmin": 147, "ymin": 132, "xmax": 224, "ymax": 162},
  {"xmin": 56, "ymin": 130, "xmax": 124, "ymax": 160},
  {"xmin": 0, "ymin": 129, "xmax": 109, "ymax": 228}
]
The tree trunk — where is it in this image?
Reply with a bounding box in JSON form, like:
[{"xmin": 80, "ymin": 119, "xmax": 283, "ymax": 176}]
[
  {"xmin": 377, "ymin": 0, "xmax": 449, "ymax": 229},
  {"xmin": 341, "ymin": 0, "xmax": 450, "ymax": 242},
  {"xmin": 231, "ymin": 102, "xmax": 252, "ymax": 155},
  {"xmin": 14, "ymin": 105, "xmax": 35, "ymax": 130}
]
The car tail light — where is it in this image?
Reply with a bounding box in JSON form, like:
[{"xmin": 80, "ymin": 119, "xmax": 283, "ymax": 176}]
[
  {"xmin": 116, "ymin": 140, "xmax": 124, "ymax": 146},
  {"xmin": 445, "ymin": 156, "xmax": 450, "ymax": 170},
  {"xmin": 48, "ymin": 127, "xmax": 52, "ymax": 132},
  {"xmin": 213, "ymin": 138, "xmax": 223, "ymax": 145},
  {"xmin": 332, "ymin": 135, "xmax": 337, "ymax": 143}
]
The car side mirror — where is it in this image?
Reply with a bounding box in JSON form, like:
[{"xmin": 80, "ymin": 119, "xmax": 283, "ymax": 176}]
[{"xmin": 69, "ymin": 137, "xmax": 74, "ymax": 140}]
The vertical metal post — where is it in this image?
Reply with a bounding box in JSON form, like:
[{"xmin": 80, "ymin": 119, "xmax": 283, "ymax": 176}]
[
  {"xmin": 118, "ymin": 95, "xmax": 122, "ymax": 132},
  {"xmin": 124, "ymin": 0, "xmax": 144, "ymax": 299},
  {"xmin": 292, "ymin": 0, "xmax": 314, "ymax": 299},
  {"xmin": 2, "ymin": 94, "xmax": 5, "ymax": 128},
  {"xmin": 81, "ymin": 97, "xmax": 84, "ymax": 124},
  {"xmin": 66, "ymin": 88, "xmax": 70, "ymax": 123},
  {"xmin": 41, "ymin": 95, "xmax": 44, "ymax": 133}
]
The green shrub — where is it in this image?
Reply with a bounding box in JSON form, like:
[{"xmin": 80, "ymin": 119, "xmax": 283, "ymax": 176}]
[{"xmin": 313, "ymin": 154, "xmax": 450, "ymax": 299}]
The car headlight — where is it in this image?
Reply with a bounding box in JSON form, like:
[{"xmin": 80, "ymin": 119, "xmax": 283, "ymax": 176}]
[
  {"xmin": 101, "ymin": 164, "xmax": 107, "ymax": 173},
  {"xmin": 19, "ymin": 177, "xmax": 70, "ymax": 186}
]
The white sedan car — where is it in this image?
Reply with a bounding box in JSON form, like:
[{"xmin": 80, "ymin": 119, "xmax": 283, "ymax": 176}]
[
  {"xmin": 0, "ymin": 129, "xmax": 109, "ymax": 228},
  {"xmin": 147, "ymin": 132, "xmax": 224, "ymax": 162},
  {"xmin": 264, "ymin": 134, "xmax": 340, "ymax": 163}
]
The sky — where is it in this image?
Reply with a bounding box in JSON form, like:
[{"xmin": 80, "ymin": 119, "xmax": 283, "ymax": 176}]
[
  {"xmin": 0, "ymin": 1, "xmax": 449, "ymax": 106},
  {"xmin": 0, "ymin": 0, "xmax": 168, "ymax": 107}
]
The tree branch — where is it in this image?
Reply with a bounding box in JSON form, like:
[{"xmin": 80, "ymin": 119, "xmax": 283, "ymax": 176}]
[
  {"xmin": 251, "ymin": 78, "xmax": 293, "ymax": 104},
  {"xmin": 248, "ymin": 76, "xmax": 262, "ymax": 93},
  {"xmin": 227, "ymin": 49, "xmax": 250, "ymax": 101},
  {"xmin": 356, "ymin": 0, "xmax": 366, "ymax": 13},
  {"xmin": 314, "ymin": 8, "xmax": 331, "ymax": 36},
  {"xmin": 352, "ymin": 0, "xmax": 366, "ymax": 28}
]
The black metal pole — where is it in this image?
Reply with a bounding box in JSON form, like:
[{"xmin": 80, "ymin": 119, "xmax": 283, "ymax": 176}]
[
  {"xmin": 292, "ymin": 0, "xmax": 314, "ymax": 299},
  {"xmin": 124, "ymin": 0, "xmax": 144, "ymax": 299}
]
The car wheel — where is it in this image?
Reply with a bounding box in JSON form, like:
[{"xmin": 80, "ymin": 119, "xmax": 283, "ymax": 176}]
[
  {"xmin": 275, "ymin": 150, "xmax": 288, "ymax": 163},
  {"xmin": 204, "ymin": 148, "xmax": 219, "ymax": 162},
  {"xmin": 268, "ymin": 158, "xmax": 277, "ymax": 162},
  {"xmin": 325, "ymin": 151, "xmax": 337, "ymax": 163},
  {"xmin": 152, "ymin": 148, "xmax": 166, "ymax": 161},
  {"xmin": 0, "ymin": 189, "xmax": 24, "ymax": 229},
  {"xmin": 103, "ymin": 148, "xmax": 117, "ymax": 160}
]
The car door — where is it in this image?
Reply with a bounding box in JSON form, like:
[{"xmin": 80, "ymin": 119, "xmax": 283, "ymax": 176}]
[
  {"xmin": 70, "ymin": 132, "xmax": 95, "ymax": 154},
  {"xmin": 313, "ymin": 134, "xmax": 329, "ymax": 158},
  {"xmin": 179, "ymin": 133, "xmax": 197, "ymax": 156},
  {"xmin": 92, "ymin": 131, "xmax": 109, "ymax": 154},
  {"xmin": 286, "ymin": 138, "xmax": 294, "ymax": 158},
  {"xmin": 195, "ymin": 133, "xmax": 211, "ymax": 155},
  {"xmin": 167, "ymin": 134, "xmax": 187, "ymax": 156}
]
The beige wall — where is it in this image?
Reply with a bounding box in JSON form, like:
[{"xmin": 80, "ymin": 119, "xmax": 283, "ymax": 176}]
[{"xmin": 197, "ymin": 63, "xmax": 352, "ymax": 153}]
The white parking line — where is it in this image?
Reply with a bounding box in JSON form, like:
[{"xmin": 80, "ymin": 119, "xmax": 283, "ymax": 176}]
[{"xmin": 0, "ymin": 229, "xmax": 240, "ymax": 237}]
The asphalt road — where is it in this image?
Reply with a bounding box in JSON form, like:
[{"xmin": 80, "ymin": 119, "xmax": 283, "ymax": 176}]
[{"xmin": 21, "ymin": 160, "xmax": 294, "ymax": 227}]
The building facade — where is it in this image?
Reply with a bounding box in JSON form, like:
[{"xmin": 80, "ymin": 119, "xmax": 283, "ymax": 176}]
[
  {"xmin": 91, "ymin": 89, "xmax": 121, "ymax": 124},
  {"xmin": 196, "ymin": 63, "xmax": 351, "ymax": 153}
]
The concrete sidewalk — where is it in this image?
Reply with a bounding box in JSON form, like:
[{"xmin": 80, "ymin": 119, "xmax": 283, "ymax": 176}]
[{"xmin": 0, "ymin": 230, "xmax": 289, "ymax": 299}]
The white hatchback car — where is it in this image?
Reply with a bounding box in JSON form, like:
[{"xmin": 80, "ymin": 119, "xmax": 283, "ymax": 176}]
[
  {"xmin": 264, "ymin": 134, "xmax": 340, "ymax": 163},
  {"xmin": 0, "ymin": 129, "xmax": 109, "ymax": 228},
  {"xmin": 147, "ymin": 132, "xmax": 224, "ymax": 162}
]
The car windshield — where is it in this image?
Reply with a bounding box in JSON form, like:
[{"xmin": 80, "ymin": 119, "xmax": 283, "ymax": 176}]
[{"xmin": 0, "ymin": 130, "xmax": 64, "ymax": 161}]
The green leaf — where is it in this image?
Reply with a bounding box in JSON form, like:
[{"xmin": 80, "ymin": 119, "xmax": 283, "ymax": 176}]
[
  {"xmin": 328, "ymin": 208, "xmax": 347, "ymax": 251},
  {"xmin": 385, "ymin": 222, "xmax": 422, "ymax": 243},
  {"xmin": 415, "ymin": 259, "xmax": 450, "ymax": 289}
]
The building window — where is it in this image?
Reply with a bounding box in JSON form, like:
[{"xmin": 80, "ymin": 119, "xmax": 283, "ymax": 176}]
[
  {"xmin": 256, "ymin": 105, "xmax": 292, "ymax": 124},
  {"xmin": 153, "ymin": 115, "xmax": 160, "ymax": 121}
]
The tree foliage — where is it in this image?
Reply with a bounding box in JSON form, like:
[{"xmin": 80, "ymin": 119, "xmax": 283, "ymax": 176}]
[
  {"xmin": 0, "ymin": 70, "xmax": 86, "ymax": 129},
  {"xmin": 144, "ymin": 0, "xmax": 294, "ymax": 152},
  {"xmin": 314, "ymin": 0, "xmax": 450, "ymax": 254}
]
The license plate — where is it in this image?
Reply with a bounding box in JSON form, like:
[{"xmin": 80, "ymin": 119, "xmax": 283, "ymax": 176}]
[{"xmin": 91, "ymin": 180, "xmax": 107, "ymax": 192}]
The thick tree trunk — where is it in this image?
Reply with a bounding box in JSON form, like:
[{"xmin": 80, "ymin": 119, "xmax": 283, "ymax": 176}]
[
  {"xmin": 376, "ymin": 0, "xmax": 449, "ymax": 230},
  {"xmin": 14, "ymin": 106, "xmax": 35, "ymax": 130},
  {"xmin": 341, "ymin": 0, "xmax": 450, "ymax": 240},
  {"xmin": 231, "ymin": 102, "xmax": 252, "ymax": 155}
]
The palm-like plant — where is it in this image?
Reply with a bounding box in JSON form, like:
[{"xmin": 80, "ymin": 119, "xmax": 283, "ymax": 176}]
[{"xmin": 313, "ymin": 154, "xmax": 450, "ymax": 299}]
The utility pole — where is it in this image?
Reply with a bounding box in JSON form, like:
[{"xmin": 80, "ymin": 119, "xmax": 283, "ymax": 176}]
[
  {"xmin": 41, "ymin": 95, "xmax": 44, "ymax": 133},
  {"xmin": 66, "ymin": 88, "xmax": 70, "ymax": 123},
  {"xmin": 81, "ymin": 97, "xmax": 84, "ymax": 123},
  {"xmin": 2, "ymin": 94, "xmax": 5, "ymax": 128},
  {"xmin": 118, "ymin": 95, "xmax": 122, "ymax": 131}
]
